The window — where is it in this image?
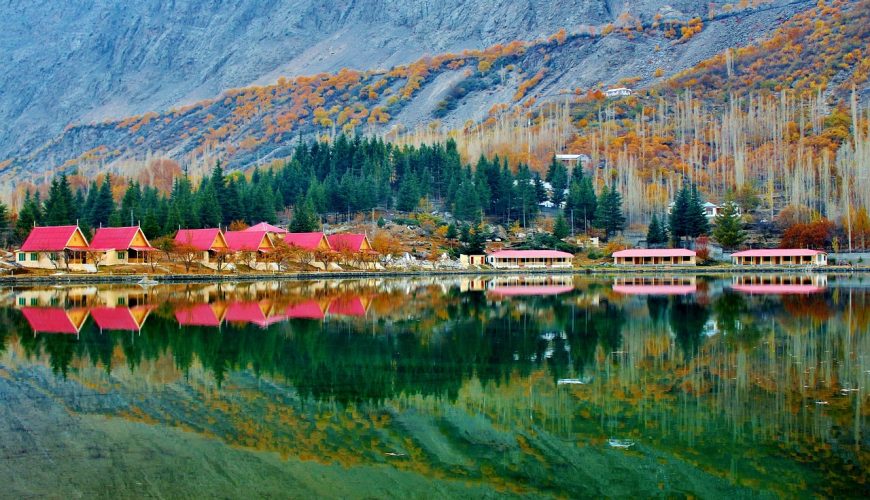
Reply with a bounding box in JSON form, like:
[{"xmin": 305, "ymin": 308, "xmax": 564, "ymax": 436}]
[
  {"xmin": 30, "ymin": 253, "xmax": 38, "ymax": 261},
  {"xmin": 30, "ymin": 298, "xmax": 37, "ymax": 306},
  {"xmin": 117, "ymin": 251, "xmax": 126, "ymax": 260},
  {"xmin": 17, "ymin": 253, "xmax": 24, "ymax": 262},
  {"xmin": 18, "ymin": 297, "xmax": 25, "ymax": 306},
  {"xmin": 117, "ymin": 297, "xmax": 126, "ymax": 306}
]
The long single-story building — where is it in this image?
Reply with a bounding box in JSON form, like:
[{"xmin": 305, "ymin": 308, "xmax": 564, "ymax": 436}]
[
  {"xmin": 730, "ymin": 249, "xmax": 827, "ymax": 266},
  {"xmin": 89, "ymin": 226, "xmax": 155, "ymax": 266},
  {"xmin": 612, "ymin": 248, "xmax": 697, "ymax": 266},
  {"xmin": 15, "ymin": 225, "xmax": 91, "ymax": 270},
  {"xmin": 486, "ymin": 250, "xmax": 574, "ymax": 269}
]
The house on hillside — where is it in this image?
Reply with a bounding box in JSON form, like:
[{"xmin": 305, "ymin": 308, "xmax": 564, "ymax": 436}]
[
  {"xmin": 173, "ymin": 228, "xmax": 229, "ymax": 268},
  {"xmin": 15, "ymin": 225, "xmax": 91, "ymax": 271},
  {"xmin": 89, "ymin": 226, "xmax": 155, "ymax": 266},
  {"xmin": 225, "ymin": 230, "xmax": 276, "ymax": 270},
  {"xmin": 486, "ymin": 250, "xmax": 574, "ymax": 269},
  {"xmin": 730, "ymin": 249, "xmax": 827, "ymax": 267},
  {"xmin": 605, "ymin": 87, "xmax": 632, "ymax": 97},
  {"xmin": 612, "ymin": 248, "xmax": 697, "ymax": 266}
]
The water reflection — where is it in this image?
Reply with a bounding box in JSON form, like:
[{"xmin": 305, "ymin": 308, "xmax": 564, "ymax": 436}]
[{"xmin": 0, "ymin": 274, "xmax": 868, "ymax": 497}]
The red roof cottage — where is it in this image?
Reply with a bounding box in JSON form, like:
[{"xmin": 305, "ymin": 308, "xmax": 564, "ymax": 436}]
[
  {"xmin": 224, "ymin": 230, "xmax": 276, "ymax": 269},
  {"xmin": 284, "ymin": 232, "xmax": 331, "ymax": 251},
  {"xmin": 16, "ymin": 225, "xmax": 90, "ymax": 270},
  {"xmin": 326, "ymin": 233, "xmax": 372, "ymax": 253},
  {"xmin": 245, "ymin": 222, "xmax": 288, "ymax": 236},
  {"xmin": 89, "ymin": 226, "xmax": 155, "ymax": 266},
  {"xmin": 173, "ymin": 228, "xmax": 229, "ymax": 268}
]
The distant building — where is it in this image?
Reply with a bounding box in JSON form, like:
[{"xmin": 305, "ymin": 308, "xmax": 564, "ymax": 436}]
[
  {"xmin": 245, "ymin": 222, "xmax": 288, "ymax": 238},
  {"xmin": 667, "ymin": 201, "xmax": 741, "ymax": 219},
  {"xmin": 730, "ymin": 249, "xmax": 827, "ymax": 266},
  {"xmin": 486, "ymin": 250, "xmax": 574, "ymax": 269},
  {"xmin": 605, "ymin": 87, "xmax": 633, "ymax": 98},
  {"xmin": 459, "ymin": 254, "xmax": 486, "ymax": 267},
  {"xmin": 612, "ymin": 248, "xmax": 697, "ymax": 266}
]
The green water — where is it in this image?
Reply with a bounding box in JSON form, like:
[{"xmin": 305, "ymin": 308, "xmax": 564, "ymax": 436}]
[{"xmin": 0, "ymin": 274, "xmax": 867, "ymax": 498}]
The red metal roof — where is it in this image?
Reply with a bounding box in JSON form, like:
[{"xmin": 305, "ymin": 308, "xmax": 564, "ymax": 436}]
[
  {"xmin": 284, "ymin": 232, "xmax": 329, "ymax": 251},
  {"xmin": 731, "ymin": 249, "xmax": 825, "ymax": 257},
  {"xmin": 225, "ymin": 231, "xmax": 269, "ymax": 252},
  {"xmin": 89, "ymin": 226, "xmax": 149, "ymax": 251},
  {"xmin": 284, "ymin": 300, "xmax": 325, "ymax": 319},
  {"xmin": 174, "ymin": 228, "xmax": 223, "ymax": 251},
  {"xmin": 89, "ymin": 307, "xmax": 149, "ymax": 331},
  {"xmin": 20, "ymin": 307, "xmax": 86, "ymax": 334},
  {"xmin": 19, "ymin": 226, "xmax": 84, "ymax": 252},
  {"xmin": 488, "ymin": 285, "xmax": 574, "ymax": 296},
  {"xmin": 174, "ymin": 303, "xmax": 222, "ymax": 327},
  {"xmin": 612, "ymin": 248, "xmax": 696, "ymax": 257},
  {"xmin": 487, "ymin": 250, "xmax": 574, "ymax": 259},
  {"xmin": 225, "ymin": 301, "xmax": 270, "ymax": 327},
  {"xmin": 327, "ymin": 233, "xmax": 368, "ymax": 252},
  {"xmin": 328, "ymin": 296, "xmax": 367, "ymax": 317},
  {"xmin": 245, "ymin": 222, "xmax": 287, "ymax": 234}
]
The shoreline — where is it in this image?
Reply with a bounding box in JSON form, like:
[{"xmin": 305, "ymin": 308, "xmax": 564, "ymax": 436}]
[{"xmin": 1, "ymin": 265, "xmax": 868, "ymax": 285}]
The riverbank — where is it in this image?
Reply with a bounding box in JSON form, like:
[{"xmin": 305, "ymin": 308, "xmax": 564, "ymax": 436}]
[{"xmin": 1, "ymin": 264, "xmax": 868, "ymax": 285}]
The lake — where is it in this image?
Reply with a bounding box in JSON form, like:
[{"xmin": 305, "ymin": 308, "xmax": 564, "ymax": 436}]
[{"xmin": 0, "ymin": 274, "xmax": 867, "ymax": 497}]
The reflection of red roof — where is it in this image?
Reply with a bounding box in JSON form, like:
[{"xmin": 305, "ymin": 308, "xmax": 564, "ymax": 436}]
[
  {"xmin": 731, "ymin": 285, "xmax": 825, "ymax": 295},
  {"xmin": 20, "ymin": 226, "xmax": 84, "ymax": 252},
  {"xmin": 225, "ymin": 302, "xmax": 269, "ymax": 327},
  {"xmin": 488, "ymin": 250, "xmax": 573, "ymax": 259},
  {"xmin": 488, "ymin": 285, "xmax": 574, "ymax": 296},
  {"xmin": 174, "ymin": 303, "xmax": 222, "ymax": 327},
  {"xmin": 731, "ymin": 249, "xmax": 825, "ymax": 257},
  {"xmin": 284, "ymin": 232, "xmax": 329, "ymax": 251},
  {"xmin": 225, "ymin": 231, "xmax": 269, "ymax": 252},
  {"xmin": 612, "ymin": 249, "xmax": 696, "ymax": 258},
  {"xmin": 327, "ymin": 233, "xmax": 368, "ymax": 252},
  {"xmin": 328, "ymin": 297, "xmax": 367, "ymax": 316},
  {"xmin": 613, "ymin": 285, "xmax": 696, "ymax": 295},
  {"xmin": 246, "ymin": 222, "xmax": 287, "ymax": 234},
  {"xmin": 284, "ymin": 300, "xmax": 325, "ymax": 319},
  {"xmin": 90, "ymin": 307, "xmax": 151, "ymax": 331},
  {"xmin": 89, "ymin": 226, "xmax": 149, "ymax": 251},
  {"xmin": 21, "ymin": 307, "xmax": 86, "ymax": 334},
  {"xmin": 174, "ymin": 229, "xmax": 223, "ymax": 251}
]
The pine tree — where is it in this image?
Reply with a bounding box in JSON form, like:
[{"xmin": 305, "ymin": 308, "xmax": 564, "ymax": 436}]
[
  {"xmin": 646, "ymin": 213, "xmax": 667, "ymax": 247},
  {"xmin": 669, "ymin": 184, "xmax": 691, "ymax": 246},
  {"xmin": 553, "ymin": 213, "xmax": 570, "ymax": 240},
  {"xmin": 0, "ymin": 201, "xmax": 10, "ymax": 247},
  {"xmin": 445, "ymin": 223, "xmax": 458, "ymax": 240},
  {"xmin": 44, "ymin": 174, "xmax": 75, "ymax": 226},
  {"xmin": 712, "ymin": 201, "xmax": 745, "ymax": 250},
  {"xmin": 197, "ymin": 182, "xmax": 222, "ymax": 228},
  {"xmin": 688, "ymin": 185, "xmax": 710, "ymax": 239},
  {"xmin": 290, "ymin": 200, "xmax": 319, "ymax": 232},
  {"xmin": 15, "ymin": 191, "xmax": 40, "ymax": 243},
  {"xmin": 578, "ymin": 177, "xmax": 597, "ymax": 231},
  {"xmin": 396, "ymin": 174, "xmax": 419, "ymax": 212},
  {"xmin": 90, "ymin": 176, "xmax": 115, "ymax": 228},
  {"xmin": 546, "ymin": 156, "xmax": 569, "ymax": 206},
  {"xmin": 593, "ymin": 185, "xmax": 625, "ymax": 241}
]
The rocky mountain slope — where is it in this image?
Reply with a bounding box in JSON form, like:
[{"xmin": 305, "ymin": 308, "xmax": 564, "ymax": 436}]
[{"xmin": 0, "ymin": 0, "xmax": 819, "ymax": 186}]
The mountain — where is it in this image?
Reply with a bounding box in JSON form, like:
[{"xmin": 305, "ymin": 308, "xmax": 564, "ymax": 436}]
[{"xmin": 0, "ymin": 0, "xmax": 820, "ymax": 186}]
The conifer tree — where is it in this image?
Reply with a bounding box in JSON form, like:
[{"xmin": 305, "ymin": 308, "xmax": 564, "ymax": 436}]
[
  {"xmin": 712, "ymin": 201, "xmax": 745, "ymax": 250},
  {"xmin": 593, "ymin": 185, "xmax": 625, "ymax": 241},
  {"xmin": 553, "ymin": 213, "xmax": 570, "ymax": 240},
  {"xmin": 15, "ymin": 191, "xmax": 41, "ymax": 243},
  {"xmin": 646, "ymin": 213, "xmax": 667, "ymax": 247},
  {"xmin": 396, "ymin": 174, "xmax": 419, "ymax": 212},
  {"xmin": 0, "ymin": 201, "xmax": 10, "ymax": 248},
  {"xmin": 44, "ymin": 174, "xmax": 75, "ymax": 226},
  {"xmin": 90, "ymin": 176, "xmax": 115, "ymax": 228},
  {"xmin": 290, "ymin": 200, "xmax": 319, "ymax": 232},
  {"xmin": 197, "ymin": 182, "xmax": 222, "ymax": 228}
]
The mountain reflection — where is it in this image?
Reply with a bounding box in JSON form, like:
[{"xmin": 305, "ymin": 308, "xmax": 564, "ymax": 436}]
[{"xmin": 0, "ymin": 275, "xmax": 867, "ymax": 496}]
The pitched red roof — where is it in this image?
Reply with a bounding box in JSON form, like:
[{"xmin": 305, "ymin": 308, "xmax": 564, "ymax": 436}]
[
  {"xmin": 90, "ymin": 307, "xmax": 151, "ymax": 331},
  {"xmin": 246, "ymin": 222, "xmax": 287, "ymax": 234},
  {"xmin": 174, "ymin": 229, "xmax": 223, "ymax": 251},
  {"xmin": 284, "ymin": 300, "xmax": 325, "ymax": 319},
  {"xmin": 327, "ymin": 233, "xmax": 369, "ymax": 252},
  {"xmin": 612, "ymin": 248, "xmax": 696, "ymax": 258},
  {"xmin": 20, "ymin": 226, "xmax": 85, "ymax": 252},
  {"xmin": 225, "ymin": 301, "xmax": 269, "ymax": 327},
  {"xmin": 174, "ymin": 303, "xmax": 223, "ymax": 327},
  {"xmin": 20, "ymin": 307, "xmax": 87, "ymax": 334},
  {"xmin": 224, "ymin": 231, "xmax": 269, "ymax": 252},
  {"xmin": 328, "ymin": 296, "xmax": 367, "ymax": 317},
  {"xmin": 89, "ymin": 226, "xmax": 152, "ymax": 251},
  {"xmin": 284, "ymin": 232, "xmax": 329, "ymax": 251}
]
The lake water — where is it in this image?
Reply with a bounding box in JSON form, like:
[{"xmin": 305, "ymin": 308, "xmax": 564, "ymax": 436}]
[{"xmin": 0, "ymin": 274, "xmax": 867, "ymax": 497}]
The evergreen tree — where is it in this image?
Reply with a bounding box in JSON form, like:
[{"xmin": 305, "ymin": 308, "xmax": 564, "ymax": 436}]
[
  {"xmin": 15, "ymin": 191, "xmax": 40, "ymax": 243},
  {"xmin": 668, "ymin": 185, "xmax": 691, "ymax": 246},
  {"xmin": 290, "ymin": 200, "xmax": 319, "ymax": 232},
  {"xmin": 90, "ymin": 176, "xmax": 115, "ymax": 228},
  {"xmin": 688, "ymin": 185, "xmax": 710, "ymax": 238},
  {"xmin": 553, "ymin": 213, "xmax": 570, "ymax": 240},
  {"xmin": 120, "ymin": 180, "xmax": 142, "ymax": 226},
  {"xmin": 577, "ymin": 177, "xmax": 597, "ymax": 231},
  {"xmin": 396, "ymin": 174, "xmax": 419, "ymax": 212},
  {"xmin": 712, "ymin": 201, "xmax": 745, "ymax": 250},
  {"xmin": 547, "ymin": 157, "xmax": 569, "ymax": 206},
  {"xmin": 44, "ymin": 174, "xmax": 75, "ymax": 226},
  {"xmin": 0, "ymin": 201, "xmax": 10, "ymax": 247},
  {"xmin": 197, "ymin": 182, "xmax": 222, "ymax": 228},
  {"xmin": 593, "ymin": 185, "xmax": 625, "ymax": 241},
  {"xmin": 445, "ymin": 223, "xmax": 458, "ymax": 240},
  {"xmin": 646, "ymin": 213, "xmax": 667, "ymax": 247}
]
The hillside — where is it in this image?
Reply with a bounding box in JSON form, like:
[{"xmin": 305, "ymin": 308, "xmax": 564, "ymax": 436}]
[{"xmin": 0, "ymin": 0, "xmax": 817, "ymax": 189}]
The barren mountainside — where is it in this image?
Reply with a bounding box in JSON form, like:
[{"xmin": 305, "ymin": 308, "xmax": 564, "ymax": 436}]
[{"xmin": 0, "ymin": 0, "xmax": 816, "ymax": 181}]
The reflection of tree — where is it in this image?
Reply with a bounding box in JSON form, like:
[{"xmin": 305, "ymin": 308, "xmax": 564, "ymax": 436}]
[
  {"xmin": 713, "ymin": 291, "xmax": 762, "ymax": 348},
  {"xmin": 646, "ymin": 296, "xmax": 668, "ymax": 325},
  {"xmin": 669, "ymin": 297, "xmax": 709, "ymax": 358}
]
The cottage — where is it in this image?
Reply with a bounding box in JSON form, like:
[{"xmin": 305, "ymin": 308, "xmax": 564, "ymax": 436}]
[
  {"xmin": 284, "ymin": 232, "xmax": 331, "ymax": 252},
  {"xmin": 327, "ymin": 233, "xmax": 372, "ymax": 253},
  {"xmin": 89, "ymin": 226, "xmax": 155, "ymax": 266},
  {"xmin": 224, "ymin": 230, "xmax": 276, "ymax": 269},
  {"xmin": 245, "ymin": 222, "xmax": 288, "ymax": 238},
  {"xmin": 730, "ymin": 249, "xmax": 827, "ymax": 266},
  {"xmin": 173, "ymin": 228, "xmax": 229, "ymax": 267},
  {"xmin": 612, "ymin": 248, "xmax": 697, "ymax": 266},
  {"xmin": 605, "ymin": 87, "xmax": 632, "ymax": 97},
  {"xmin": 16, "ymin": 225, "xmax": 91, "ymax": 270},
  {"xmin": 486, "ymin": 250, "xmax": 574, "ymax": 269}
]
